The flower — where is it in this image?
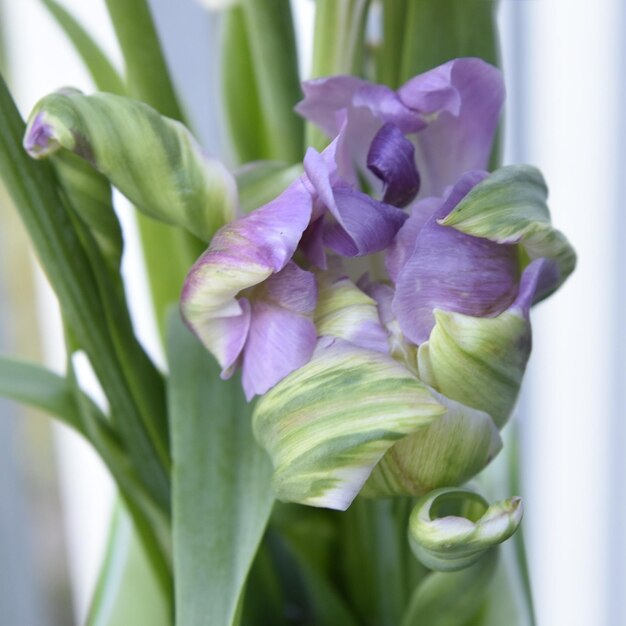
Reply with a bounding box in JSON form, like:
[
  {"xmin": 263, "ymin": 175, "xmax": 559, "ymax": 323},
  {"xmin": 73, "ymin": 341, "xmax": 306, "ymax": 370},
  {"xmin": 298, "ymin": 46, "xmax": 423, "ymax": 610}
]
[{"xmin": 181, "ymin": 59, "xmax": 575, "ymax": 510}]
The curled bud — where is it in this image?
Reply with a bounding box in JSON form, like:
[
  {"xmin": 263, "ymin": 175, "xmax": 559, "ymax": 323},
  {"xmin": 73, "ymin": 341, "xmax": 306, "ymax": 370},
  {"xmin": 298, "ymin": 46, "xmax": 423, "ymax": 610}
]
[
  {"xmin": 408, "ymin": 487, "xmax": 522, "ymax": 572},
  {"xmin": 24, "ymin": 89, "xmax": 237, "ymax": 242}
]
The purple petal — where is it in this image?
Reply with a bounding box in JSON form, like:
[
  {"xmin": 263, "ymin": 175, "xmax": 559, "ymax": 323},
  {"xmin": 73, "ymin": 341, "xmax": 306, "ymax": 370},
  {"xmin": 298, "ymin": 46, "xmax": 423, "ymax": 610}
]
[
  {"xmin": 23, "ymin": 112, "xmax": 56, "ymax": 156},
  {"xmin": 393, "ymin": 172, "xmax": 519, "ymax": 344},
  {"xmin": 367, "ymin": 122, "xmax": 420, "ymax": 207},
  {"xmin": 303, "ymin": 147, "xmax": 408, "ymax": 257},
  {"xmin": 385, "ymin": 196, "xmax": 443, "ymax": 282},
  {"xmin": 398, "ymin": 58, "xmax": 505, "ymax": 197},
  {"xmin": 242, "ymin": 263, "xmax": 318, "ymax": 399},
  {"xmin": 296, "ymin": 75, "xmax": 370, "ymax": 137},
  {"xmin": 299, "ymin": 217, "xmax": 327, "ymax": 269},
  {"xmin": 181, "ymin": 178, "xmax": 314, "ymax": 373},
  {"xmin": 513, "ymin": 258, "xmax": 560, "ymax": 317}
]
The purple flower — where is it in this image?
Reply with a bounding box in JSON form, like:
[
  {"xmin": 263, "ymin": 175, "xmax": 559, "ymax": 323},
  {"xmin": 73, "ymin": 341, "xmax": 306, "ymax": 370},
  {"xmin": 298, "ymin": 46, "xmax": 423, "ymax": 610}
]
[{"xmin": 296, "ymin": 57, "xmax": 505, "ymax": 198}]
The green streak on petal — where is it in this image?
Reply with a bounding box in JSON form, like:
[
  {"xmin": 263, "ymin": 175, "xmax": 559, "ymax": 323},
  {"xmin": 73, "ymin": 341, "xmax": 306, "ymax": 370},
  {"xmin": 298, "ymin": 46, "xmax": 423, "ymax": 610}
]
[
  {"xmin": 314, "ymin": 272, "xmax": 384, "ymax": 347},
  {"xmin": 408, "ymin": 488, "xmax": 522, "ymax": 572},
  {"xmin": 363, "ymin": 393, "xmax": 501, "ymax": 497},
  {"xmin": 253, "ymin": 340, "xmax": 444, "ymax": 510},
  {"xmin": 419, "ymin": 308, "xmax": 530, "ymax": 429},
  {"xmin": 25, "ymin": 90, "xmax": 237, "ymax": 242},
  {"xmin": 441, "ymin": 164, "xmax": 576, "ymax": 295}
]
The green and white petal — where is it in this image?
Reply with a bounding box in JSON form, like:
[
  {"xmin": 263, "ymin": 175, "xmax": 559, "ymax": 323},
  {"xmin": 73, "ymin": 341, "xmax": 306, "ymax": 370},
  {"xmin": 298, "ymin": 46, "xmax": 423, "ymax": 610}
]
[
  {"xmin": 440, "ymin": 164, "xmax": 576, "ymax": 296},
  {"xmin": 252, "ymin": 338, "xmax": 445, "ymax": 511},
  {"xmin": 362, "ymin": 392, "xmax": 501, "ymax": 498},
  {"xmin": 314, "ymin": 271, "xmax": 389, "ymax": 352},
  {"xmin": 408, "ymin": 487, "xmax": 522, "ymax": 572},
  {"xmin": 24, "ymin": 89, "xmax": 237, "ymax": 242},
  {"xmin": 417, "ymin": 308, "xmax": 530, "ymax": 430}
]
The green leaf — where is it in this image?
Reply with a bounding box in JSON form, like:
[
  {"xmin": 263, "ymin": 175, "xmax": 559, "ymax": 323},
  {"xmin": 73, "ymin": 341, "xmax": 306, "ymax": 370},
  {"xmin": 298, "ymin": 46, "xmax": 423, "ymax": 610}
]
[
  {"xmin": 253, "ymin": 339, "xmax": 444, "ymax": 510},
  {"xmin": 167, "ymin": 312, "xmax": 274, "ymax": 626},
  {"xmin": 0, "ymin": 356, "xmax": 84, "ymax": 433},
  {"xmin": 240, "ymin": 0, "xmax": 304, "ymax": 163},
  {"xmin": 25, "ymin": 89, "xmax": 237, "ymax": 242},
  {"xmin": 104, "ymin": 0, "xmax": 183, "ymax": 121},
  {"xmin": 87, "ymin": 501, "xmax": 171, "ymax": 626},
  {"xmin": 441, "ymin": 165, "xmax": 576, "ymax": 295},
  {"xmin": 40, "ymin": 0, "xmax": 126, "ymax": 95},
  {"xmin": 52, "ymin": 150, "xmax": 123, "ymax": 273},
  {"xmin": 0, "ymin": 76, "xmax": 170, "ymax": 514}
]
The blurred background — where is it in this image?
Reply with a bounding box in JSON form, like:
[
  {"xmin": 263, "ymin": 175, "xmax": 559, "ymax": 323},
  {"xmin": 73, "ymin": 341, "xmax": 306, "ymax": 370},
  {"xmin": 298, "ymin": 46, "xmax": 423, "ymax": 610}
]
[{"xmin": 0, "ymin": 0, "xmax": 622, "ymax": 624}]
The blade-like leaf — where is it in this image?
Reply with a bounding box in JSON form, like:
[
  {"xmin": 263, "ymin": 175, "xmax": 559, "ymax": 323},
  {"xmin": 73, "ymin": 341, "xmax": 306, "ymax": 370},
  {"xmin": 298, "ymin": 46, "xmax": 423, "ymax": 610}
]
[
  {"xmin": 87, "ymin": 501, "xmax": 170, "ymax": 626},
  {"xmin": 0, "ymin": 356, "xmax": 83, "ymax": 433},
  {"xmin": 40, "ymin": 0, "xmax": 126, "ymax": 95},
  {"xmin": 167, "ymin": 312, "xmax": 274, "ymax": 626}
]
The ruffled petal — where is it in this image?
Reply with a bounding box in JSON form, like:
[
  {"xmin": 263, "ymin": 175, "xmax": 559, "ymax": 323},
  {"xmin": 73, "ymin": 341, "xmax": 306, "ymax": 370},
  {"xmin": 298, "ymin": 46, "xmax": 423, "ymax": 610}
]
[
  {"xmin": 304, "ymin": 147, "xmax": 408, "ymax": 257},
  {"xmin": 366, "ymin": 122, "xmax": 421, "ymax": 207},
  {"xmin": 385, "ymin": 196, "xmax": 442, "ymax": 282},
  {"xmin": 314, "ymin": 272, "xmax": 389, "ymax": 353},
  {"xmin": 242, "ymin": 262, "xmax": 318, "ymax": 399},
  {"xmin": 417, "ymin": 260, "xmax": 553, "ymax": 428},
  {"xmin": 181, "ymin": 178, "xmax": 314, "ymax": 370},
  {"xmin": 398, "ymin": 58, "xmax": 505, "ymax": 197},
  {"xmin": 440, "ymin": 164, "xmax": 576, "ymax": 298},
  {"xmin": 393, "ymin": 172, "xmax": 519, "ymax": 344},
  {"xmin": 253, "ymin": 337, "xmax": 445, "ymax": 510}
]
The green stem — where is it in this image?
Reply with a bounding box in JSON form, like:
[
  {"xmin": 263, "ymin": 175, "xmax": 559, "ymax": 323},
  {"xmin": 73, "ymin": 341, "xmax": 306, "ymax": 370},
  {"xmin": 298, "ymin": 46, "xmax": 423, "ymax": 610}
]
[
  {"xmin": 104, "ymin": 0, "xmax": 182, "ymax": 121},
  {"xmin": 0, "ymin": 75, "xmax": 170, "ymax": 512},
  {"xmin": 306, "ymin": 0, "xmax": 371, "ymax": 150},
  {"xmin": 240, "ymin": 0, "xmax": 304, "ymax": 163},
  {"xmin": 376, "ymin": 0, "xmax": 408, "ymax": 88}
]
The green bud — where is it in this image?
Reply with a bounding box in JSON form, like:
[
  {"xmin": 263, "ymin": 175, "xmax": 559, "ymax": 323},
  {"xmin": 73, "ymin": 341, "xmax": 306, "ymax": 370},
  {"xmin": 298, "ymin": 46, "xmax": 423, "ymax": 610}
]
[
  {"xmin": 24, "ymin": 89, "xmax": 237, "ymax": 242},
  {"xmin": 408, "ymin": 487, "xmax": 522, "ymax": 572}
]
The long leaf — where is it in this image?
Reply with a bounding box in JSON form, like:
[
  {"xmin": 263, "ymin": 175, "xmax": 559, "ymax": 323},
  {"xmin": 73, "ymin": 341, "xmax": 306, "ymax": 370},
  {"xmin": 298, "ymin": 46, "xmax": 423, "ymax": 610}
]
[
  {"xmin": 167, "ymin": 312, "xmax": 274, "ymax": 626},
  {"xmin": 0, "ymin": 76, "xmax": 170, "ymax": 512},
  {"xmin": 87, "ymin": 501, "xmax": 171, "ymax": 626}
]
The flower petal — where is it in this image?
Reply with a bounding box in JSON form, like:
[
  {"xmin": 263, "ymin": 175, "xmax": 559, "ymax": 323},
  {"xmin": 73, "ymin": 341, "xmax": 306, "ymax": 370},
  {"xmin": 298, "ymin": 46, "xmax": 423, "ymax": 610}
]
[
  {"xmin": 314, "ymin": 272, "xmax": 389, "ymax": 353},
  {"xmin": 366, "ymin": 122, "xmax": 421, "ymax": 207},
  {"xmin": 253, "ymin": 338, "xmax": 445, "ymax": 510},
  {"xmin": 398, "ymin": 58, "xmax": 504, "ymax": 197},
  {"xmin": 181, "ymin": 178, "xmax": 313, "ymax": 370},
  {"xmin": 393, "ymin": 172, "xmax": 519, "ymax": 345},
  {"xmin": 362, "ymin": 392, "xmax": 501, "ymax": 498},
  {"xmin": 417, "ymin": 260, "xmax": 553, "ymax": 429},
  {"xmin": 304, "ymin": 147, "xmax": 408, "ymax": 257},
  {"xmin": 440, "ymin": 164, "xmax": 576, "ymax": 297},
  {"xmin": 242, "ymin": 262, "xmax": 317, "ymax": 399}
]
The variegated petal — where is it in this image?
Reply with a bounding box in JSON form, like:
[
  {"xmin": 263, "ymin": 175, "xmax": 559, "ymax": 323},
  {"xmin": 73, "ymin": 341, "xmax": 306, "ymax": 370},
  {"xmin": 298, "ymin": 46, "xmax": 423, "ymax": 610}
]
[
  {"xmin": 441, "ymin": 164, "xmax": 577, "ymax": 296},
  {"xmin": 408, "ymin": 487, "xmax": 522, "ymax": 572},
  {"xmin": 253, "ymin": 338, "xmax": 445, "ymax": 511}
]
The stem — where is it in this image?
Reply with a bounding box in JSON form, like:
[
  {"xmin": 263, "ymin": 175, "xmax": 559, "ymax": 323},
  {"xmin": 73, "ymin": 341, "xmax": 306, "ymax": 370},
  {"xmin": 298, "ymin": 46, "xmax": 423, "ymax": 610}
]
[
  {"xmin": 240, "ymin": 0, "xmax": 304, "ymax": 163},
  {"xmin": 306, "ymin": 0, "xmax": 371, "ymax": 150},
  {"xmin": 104, "ymin": 0, "xmax": 182, "ymax": 121}
]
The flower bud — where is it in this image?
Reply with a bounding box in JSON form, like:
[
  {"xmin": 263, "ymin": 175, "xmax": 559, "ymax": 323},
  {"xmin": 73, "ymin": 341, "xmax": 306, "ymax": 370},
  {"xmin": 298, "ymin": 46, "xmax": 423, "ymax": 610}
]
[
  {"xmin": 408, "ymin": 487, "xmax": 522, "ymax": 572},
  {"xmin": 24, "ymin": 89, "xmax": 237, "ymax": 242}
]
